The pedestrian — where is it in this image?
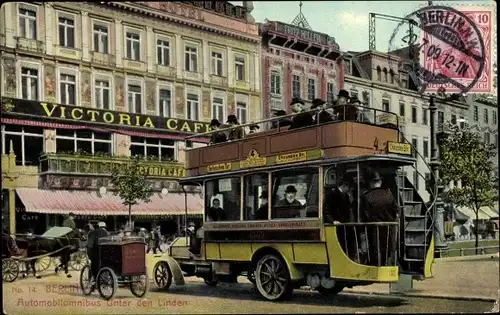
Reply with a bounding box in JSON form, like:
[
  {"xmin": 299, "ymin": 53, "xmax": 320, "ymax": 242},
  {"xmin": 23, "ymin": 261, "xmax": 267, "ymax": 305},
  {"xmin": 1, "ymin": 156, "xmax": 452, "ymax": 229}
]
[
  {"xmin": 87, "ymin": 222, "xmax": 110, "ymax": 280},
  {"xmin": 153, "ymin": 226, "xmax": 162, "ymax": 254},
  {"xmin": 62, "ymin": 212, "xmax": 76, "ymax": 229}
]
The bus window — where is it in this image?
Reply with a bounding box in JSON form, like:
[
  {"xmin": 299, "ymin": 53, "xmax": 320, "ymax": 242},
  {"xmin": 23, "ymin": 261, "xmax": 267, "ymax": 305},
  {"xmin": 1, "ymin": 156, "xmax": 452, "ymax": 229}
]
[
  {"xmin": 271, "ymin": 168, "xmax": 319, "ymax": 219},
  {"xmin": 324, "ymin": 163, "xmax": 358, "ymax": 223},
  {"xmin": 205, "ymin": 177, "xmax": 241, "ymax": 221},
  {"xmin": 243, "ymin": 173, "xmax": 269, "ymax": 221}
]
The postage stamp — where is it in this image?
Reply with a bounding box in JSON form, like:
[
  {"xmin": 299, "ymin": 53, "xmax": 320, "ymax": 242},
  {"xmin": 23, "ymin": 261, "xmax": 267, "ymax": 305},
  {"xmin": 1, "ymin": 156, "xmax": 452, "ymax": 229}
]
[{"xmin": 388, "ymin": 3, "xmax": 496, "ymax": 95}]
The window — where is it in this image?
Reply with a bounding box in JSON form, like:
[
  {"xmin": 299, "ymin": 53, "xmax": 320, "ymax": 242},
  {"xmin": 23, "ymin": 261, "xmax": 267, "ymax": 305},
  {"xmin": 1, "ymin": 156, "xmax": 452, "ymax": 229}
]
[
  {"xmin": 390, "ymin": 70, "xmax": 395, "ymax": 84},
  {"xmin": 157, "ymin": 39, "xmax": 170, "ymax": 66},
  {"xmin": 235, "ymin": 56, "xmax": 245, "ymax": 81},
  {"xmin": 350, "ymin": 90, "xmax": 358, "ymax": 99},
  {"xmin": 127, "ymin": 84, "xmax": 142, "ymax": 114},
  {"xmin": 158, "ymin": 89, "xmax": 172, "ymax": 117},
  {"xmin": 19, "ymin": 8, "xmax": 36, "ymax": 40},
  {"xmin": 205, "ymin": 177, "xmax": 241, "ymax": 221},
  {"xmin": 327, "ymin": 83, "xmax": 335, "ymax": 104},
  {"xmin": 1, "ymin": 125, "xmax": 44, "ymax": 166},
  {"xmin": 399, "ymin": 102, "xmax": 405, "ymax": 117},
  {"xmin": 459, "ymin": 116, "xmax": 465, "ymax": 129},
  {"xmin": 211, "ymin": 51, "xmax": 223, "ymax": 76},
  {"xmin": 270, "ymin": 71, "xmax": 281, "ymax": 95},
  {"xmin": 383, "ymin": 68, "xmax": 388, "ymax": 82},
  {"xmin": 423, "ymin": 140, "xmax": 429, "ymax": 158},
  {"xmin": 94, "ymin": 80, "xmax": 110, "ymax": 110},
  {"xmin": 484, "ymin": 109, "xmax": 489, "ymax": 124},
  {"xmin": 126, "ymin": 32, "xmax": 140, "ymax": 60},
  {"xmin": 343, "ymin": 60, "xmax": 352, "ymax": 75},
  {"xmin": 382, "ymin": 99, "xmax": 390, "ymax": 112},
  {"xmin": 271, "ymin": 167, "xmax": 319, "ymax": 219},
  {"xmin": 243, "ymin": 173, "xmax": 269, "ymax": 220},
  {"xmin": 307, "ymin": 78, "xmax": 316, "ymax": 100},
  {"xmin": 93, "ymin": 24, "xmax": 108, "ymax": 54},
  {"xmin": 484, "ymin": 132, "xmax": 490, "ymax": 144},
  {"xmin": 451, "ymin": 114, "xmax": 457, "ymax": 125},
  {"xmin": 129, "ymin": 136, "xmax": 176, "ymax": 161},
  {"xmin": 60, "ymin": 74, "xmax": 76, "ymax": 105},
  {"xmin": 412, "ymin": 138, "xmax": 418, "ymax": 158},
  {"xmin": 186, "ymin": 93, "xmax": 200, "ymax": 120},
  {"xmin": 292, "ymin": 75, "xmax": 301, "ymax": 98},
  {"xmin": 58, "ymin": 17, "xmax": 75, "ymax": 48},
  {"xmin": 411, "ymin": 106, "xmax": 417, "ymax": 123},
  {"xmin": 212, "ymin": 96, "xmax": 224, "ymax": 122},
  {"xmin": 362, "ymin": 91, "xmax": 370, "ymax": 107},
  {"xmin": 438, "ymin": 111, "xmax": 444, "ymax": 127},
  {"xmin": 236, "ymin": 101, "xmax": 247, "ymax": 124},
  {"xmin": 21, "ymin": 68, "xmax": 38, "ymax": 101},
  {"xmin": 185, "ymin": 46, "xmax": 198, "ymax": 72},
  {"xmin": 376, "ymin": 66, "xmax": 381, "ymax": 81},
  {"xmin": 422, "ymin": 108, "xmax": 428, "ymax": 125},
  {"xmin": 493, "ymin": 111, "xmax": 497, "ymax": 125},
  {"xmin": 473, "ymin": 106, "xmax": 478, "ymax": 121},
  {"xmin": 55, "ymin": 129, "xmax": 112, "ymax": 155}
]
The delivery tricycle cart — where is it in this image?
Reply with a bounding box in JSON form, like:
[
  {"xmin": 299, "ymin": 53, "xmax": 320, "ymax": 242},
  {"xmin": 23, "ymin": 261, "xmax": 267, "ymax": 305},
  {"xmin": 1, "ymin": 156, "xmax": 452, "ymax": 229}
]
[{"xmin": 79, "ymin": 235, "xmax": 149, "ymax": 300}]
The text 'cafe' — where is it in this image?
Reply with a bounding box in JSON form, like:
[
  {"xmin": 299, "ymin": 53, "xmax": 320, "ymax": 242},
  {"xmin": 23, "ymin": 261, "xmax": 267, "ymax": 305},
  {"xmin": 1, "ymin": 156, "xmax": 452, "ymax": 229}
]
[{"xmin": 1, "ymin": 98, "xmax": 208, "ymax": 235}]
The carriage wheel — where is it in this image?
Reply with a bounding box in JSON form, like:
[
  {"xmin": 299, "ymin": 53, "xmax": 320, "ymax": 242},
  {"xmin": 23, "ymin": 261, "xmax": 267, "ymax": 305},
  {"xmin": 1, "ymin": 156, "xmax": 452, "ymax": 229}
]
[
  {"xmin": 130, "ymin": 269, "xmax": 149, "ymax": 298},
  {"xmin": 255, "ymin": 254, "xmax": 293, "ymax": 301},
  {"xmin": 79, "ymin": 265, "xmax": 94, "ymax": 295},
  {"xmin": 2, "ymin": 259, "xmax": 19, "ymax": 282},
  {"xmin": 96, "ymin": 267, "xmax": 117, "ymax": 300},
  {"xmin": 70, "ymin": 252, "xmax": 88, "ymax": 271},
  {"xmin": 153, "ymin": 261, "xmax": 172, "ymax": 290},
  {"xmin": 35, "ymin": 256, "xmax": 51, "ymax": 272}
]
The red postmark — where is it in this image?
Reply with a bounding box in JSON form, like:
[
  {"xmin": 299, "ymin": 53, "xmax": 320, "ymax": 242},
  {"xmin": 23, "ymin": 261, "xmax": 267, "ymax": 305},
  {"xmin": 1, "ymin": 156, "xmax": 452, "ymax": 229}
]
[{"xmin": 421, "ymin": 6, "xmax": 495, "ymax": 94}]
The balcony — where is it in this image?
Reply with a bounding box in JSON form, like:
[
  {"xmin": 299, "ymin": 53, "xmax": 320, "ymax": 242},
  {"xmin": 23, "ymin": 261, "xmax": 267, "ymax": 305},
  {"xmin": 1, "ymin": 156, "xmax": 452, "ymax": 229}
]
[{"xmin": 15, "ymin": 37, "xmax": 45, "ymax": 54}]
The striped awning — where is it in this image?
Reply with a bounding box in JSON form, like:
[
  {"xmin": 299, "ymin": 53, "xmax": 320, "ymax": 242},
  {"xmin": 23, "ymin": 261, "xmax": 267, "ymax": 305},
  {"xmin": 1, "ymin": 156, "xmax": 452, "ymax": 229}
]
[
  {"xmin": 455, "ymin": 206, "xmax": 494, "ymax": 220},
  {"xmin": 16, "ymin": 188, "xmax": 203, "ymax": 216}
]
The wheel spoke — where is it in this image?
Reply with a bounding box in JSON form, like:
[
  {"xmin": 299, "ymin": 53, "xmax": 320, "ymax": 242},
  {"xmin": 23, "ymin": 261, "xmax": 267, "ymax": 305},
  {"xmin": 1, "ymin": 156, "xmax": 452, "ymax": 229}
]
[
  {"xmin": 262, "ymin": 277, "xmax": 273, "ymax": 286},
  {"xmin": 261, "ymin": 271, "xmax": 272, "ymax": 276},
  {"xmin": 275, "ymin": 279, "xmax": 284, "ymax": 292}
]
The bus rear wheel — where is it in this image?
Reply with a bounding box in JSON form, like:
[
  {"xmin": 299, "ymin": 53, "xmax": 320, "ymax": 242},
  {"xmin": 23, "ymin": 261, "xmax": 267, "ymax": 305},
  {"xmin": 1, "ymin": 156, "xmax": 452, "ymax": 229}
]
[{"xmin": 255, "ymin": 254, "xmax": 293, "ymax": 301}]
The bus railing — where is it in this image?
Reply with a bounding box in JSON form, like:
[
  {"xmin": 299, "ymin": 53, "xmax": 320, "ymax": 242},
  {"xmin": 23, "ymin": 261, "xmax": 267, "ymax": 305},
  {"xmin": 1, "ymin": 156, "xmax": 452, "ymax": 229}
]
[
  {"xmin": 436, "ymin": 245, "xmax": 499, "ymax": 257},
  {"xmin": 184, "ymin": 104, "xmax": 400, "ymax": 146},
  {"xmin": 326, "ymin": 222, "xmax": 399, "ymax": 267}
]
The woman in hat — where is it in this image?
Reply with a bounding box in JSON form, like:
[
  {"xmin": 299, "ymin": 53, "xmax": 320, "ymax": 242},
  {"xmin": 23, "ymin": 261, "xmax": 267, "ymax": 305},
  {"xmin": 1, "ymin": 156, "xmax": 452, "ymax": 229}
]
[
  {"xmin": 227, "ymin": 114, "xmax": 245, "ymax": 141},
  {"xmin": 311, "ymin": 98, "xmax": 333, "ymax": 124},
  {"xmin": 270, "ymin": 110, "xmax": 292, "ymax": 129},
  {"xmin": 209, "ymin": 119, "xmax": 227, "ymax": 144},
  {"xmin": 289, "ymin": 98, "xmax": 314, "ymax": 130}
]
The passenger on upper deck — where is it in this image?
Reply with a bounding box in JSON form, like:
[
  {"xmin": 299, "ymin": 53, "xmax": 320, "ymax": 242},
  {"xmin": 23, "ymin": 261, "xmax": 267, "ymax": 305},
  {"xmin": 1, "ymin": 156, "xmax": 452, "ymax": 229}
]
[
  {"xmin": 227, "ymin": 115, "xmax": 245, "ymax": 141},
  {"xmin": 274, "ymin": 185, "xmax": 303, "ymax": 218},
  {"xmin": 207, "ymin": 198, "xmax": 227, "ymax": 222},
  {"xmin": 333, "ymin": 89, "xmax": 350, "ymax": 120},
  {"xmin": 347, "ymin": 96, "xmax": 363, "ymax": 122},
  {"xmin": 254, "ymin": 190, "xmax": 269, "ymax": 220},
  {"xmin": 248, "ymin": 122, "xmax": 260, "ymax": 134},
  {"xmin": 270, "ymin": 110, "xmax": 292, "ymax": 129},
  {"xmin": 209, "ymin": 119, "xmax": 227, "ymax": 144},
  {"xmin": 311, "ymin": 98, "xmax": 333, "ymax": 124},
  {"xmin": 289, "ymin": 98, "xmax": 314, "ymax": 130}
]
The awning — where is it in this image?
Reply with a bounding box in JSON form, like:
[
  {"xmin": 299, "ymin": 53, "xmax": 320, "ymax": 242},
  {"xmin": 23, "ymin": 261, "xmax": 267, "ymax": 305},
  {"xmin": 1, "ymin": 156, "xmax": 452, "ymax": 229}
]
[
  {"xmin": 481, "ymin": 206, "xmax": 499, "ymax": 219},
  {"xmin": 456, "ymin": 206, "xmax": 493, "ymax": 220},
  {"xmin": 16, "ymin": 188, "xmax": 203, "ymax": 216}
]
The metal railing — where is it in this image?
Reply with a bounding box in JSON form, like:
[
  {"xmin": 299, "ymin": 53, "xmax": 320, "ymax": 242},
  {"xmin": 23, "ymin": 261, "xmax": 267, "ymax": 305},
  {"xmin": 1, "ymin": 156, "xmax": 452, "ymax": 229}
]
[
  {"xmin": 327, "ymin": 222, "xmax": 399, "ymax": 267},
  {"xmin": 436, "ymin": 245, "xmax": 499, "ymax": 257},
  {"xmin": 184, "ymin": 104, "xmax": 400, "ymax": 147}
]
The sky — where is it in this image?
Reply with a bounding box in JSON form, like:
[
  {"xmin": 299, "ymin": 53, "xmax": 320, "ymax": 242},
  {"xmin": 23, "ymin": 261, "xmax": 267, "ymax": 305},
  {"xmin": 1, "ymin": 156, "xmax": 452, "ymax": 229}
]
[{"xmin": 230, "ymin": 0, "xmax": 494, "ymax": 53}]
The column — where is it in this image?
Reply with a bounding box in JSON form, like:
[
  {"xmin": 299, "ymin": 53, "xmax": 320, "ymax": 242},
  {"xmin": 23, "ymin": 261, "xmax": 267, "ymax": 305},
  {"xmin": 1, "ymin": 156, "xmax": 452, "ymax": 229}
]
[
  {"xmin": 202, "ymin": 39, "xmax": 209, "ymax": 83},
  {"xmin": 81, "ymin": 11, "xmax": 90, "ymax": 61},
  {"xmin": 253, "ymin": 52, "xmax": 260, "ymax": 92},
  {"xmin": 5, "ymin": 3, "xmax": 15, "ymax": 47},
  {"xmin": 114, "ymin": 19, "xmax": 123, "ymax": 66},
  {"xmin": 175, "ymin": 34, "xmax": 182, "ymax": 79},
  {"xmin": 146, "ymin": 26, "xmax": 154, "ymax": 72},
  {"xmin": 227, "ymin": 47, "xmax": 233, "ymax": 87},
  {"xmin": 44, "ymin": 3, "xmax": 53, "ymax": 55}
]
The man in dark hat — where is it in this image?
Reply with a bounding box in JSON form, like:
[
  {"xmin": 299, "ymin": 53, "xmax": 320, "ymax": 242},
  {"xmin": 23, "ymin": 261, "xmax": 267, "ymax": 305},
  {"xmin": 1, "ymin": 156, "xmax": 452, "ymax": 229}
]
[
  {"xmin": 359, "ymin": 172, "xmax": 399, "ymax": 266},
  {"xmin": 345, "ymin": 96, "xmax": 361, "ymax": 121},
  {"xmin": 289, "ymin": 98, "xmax": 314, "ymax": 130},
  {"xmin": 270, "ymin": 110, "xmax": 292, "ymax": 129},
  {"xmin": 336, "ymin": 89, "xmax": 350, "ymax": 105},
  {"xmin": 209, "ymin": 119, "xmax": 227, "ymax": 144},
  {"xmin": 311, "ymin": 98, "xmax": 333, "ymax": 124},
  {"xmin": 274, "ymin": 185, "xmax": 303, "ymax": 218},
  {"xmin": 207, "ymin": 198, "xmax": 226, "ymax": 222},
  {"xmin": 333, "ymin": 89, "xmax": 350, "ymax": 120},
  {"xmin": 227, "ymin": 115, "xmax": 245, "ymax": 141},
  {"xmin": 254, "ymin": 190, "xmax": 269, "ymax": 220}
]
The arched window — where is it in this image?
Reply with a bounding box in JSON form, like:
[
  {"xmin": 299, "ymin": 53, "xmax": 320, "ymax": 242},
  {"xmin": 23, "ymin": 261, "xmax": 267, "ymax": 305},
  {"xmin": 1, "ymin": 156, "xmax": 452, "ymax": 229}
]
[
  {"xmin": 383, "ymin": 68, "xmax": 388, "ymax": 82},
  {"xmin": 389, "ymin": 70, "xmax": 395, "ymax": 84},
  {"xmin": 376, "ymin": 66, "xmax": 381, "ymax": 81}
]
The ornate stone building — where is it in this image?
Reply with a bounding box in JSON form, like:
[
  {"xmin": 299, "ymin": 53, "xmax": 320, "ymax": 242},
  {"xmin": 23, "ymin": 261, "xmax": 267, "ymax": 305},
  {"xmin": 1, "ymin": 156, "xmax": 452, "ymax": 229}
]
[{"xmin": 0, "ymin": 1, "xmax": 261, "ymax": 234}]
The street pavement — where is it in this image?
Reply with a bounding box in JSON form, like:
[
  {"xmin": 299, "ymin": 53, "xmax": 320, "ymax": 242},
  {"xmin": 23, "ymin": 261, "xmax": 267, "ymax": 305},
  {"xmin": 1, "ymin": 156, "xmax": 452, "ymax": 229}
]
[{"xmin": 2, "ymin": 255, "xmax": 498, "ymax": 314}]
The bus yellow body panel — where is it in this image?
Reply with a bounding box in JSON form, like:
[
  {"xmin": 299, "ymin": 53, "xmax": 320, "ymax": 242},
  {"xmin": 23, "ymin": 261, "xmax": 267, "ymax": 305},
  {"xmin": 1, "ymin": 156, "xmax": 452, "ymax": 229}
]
[
  {"xmin": 325, "ymin": 226, "xmax": 399, "ymax": 282},
  {"xmin": 292, "ymin": 243, "xmax": 329, "ymax": 264}
]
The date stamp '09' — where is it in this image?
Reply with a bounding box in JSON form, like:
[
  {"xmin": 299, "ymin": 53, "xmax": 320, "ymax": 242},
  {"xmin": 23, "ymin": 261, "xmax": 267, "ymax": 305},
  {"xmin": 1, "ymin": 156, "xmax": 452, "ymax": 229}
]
[{"xmin": 389, "ymin": 4, "xmax": 496, "ymax": 95}]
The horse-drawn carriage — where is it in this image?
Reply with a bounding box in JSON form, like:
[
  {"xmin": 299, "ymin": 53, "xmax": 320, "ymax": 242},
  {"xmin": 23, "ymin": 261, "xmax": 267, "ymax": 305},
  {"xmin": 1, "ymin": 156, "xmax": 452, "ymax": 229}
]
[
  {"xmin": 2, "ymin": 227, "xmax": 83, "ymax": 282},
  {"xmin": 80, "ymin": 235, "xmax": 149, "ymax": 300}
]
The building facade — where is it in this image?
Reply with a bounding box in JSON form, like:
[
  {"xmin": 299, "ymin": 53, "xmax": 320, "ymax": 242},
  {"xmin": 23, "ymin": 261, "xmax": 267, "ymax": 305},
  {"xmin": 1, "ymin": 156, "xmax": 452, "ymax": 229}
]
[
  {"xmin": 259, "ymin": 20, "xmax": 343, "ymax": 118},
  {"xmin": 0, "ymin": 1, "xmax": 261, "ymax": 234}
]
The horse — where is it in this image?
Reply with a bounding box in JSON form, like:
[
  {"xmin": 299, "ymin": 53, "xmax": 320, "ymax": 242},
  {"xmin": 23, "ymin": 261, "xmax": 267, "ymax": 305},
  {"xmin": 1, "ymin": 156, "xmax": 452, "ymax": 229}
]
[
  {"xmin": 452, "ymin": 219, "xmax": 474, "ymax": 241},
  {"xmin": 16, "ymin": 227, "xmax": 83, "ymax": 279}
]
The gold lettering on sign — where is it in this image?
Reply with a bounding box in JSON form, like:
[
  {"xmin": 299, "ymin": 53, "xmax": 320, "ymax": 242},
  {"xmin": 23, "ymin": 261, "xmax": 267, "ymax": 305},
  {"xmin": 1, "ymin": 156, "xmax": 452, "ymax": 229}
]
[
  {"xmin": 87, "ymin": 110, "xmax": 99, "ymax": 122},
  {"xmin": 103, "ymin": 112, "xmax": 114, "ymax": 123},
  {"xmin": 166, "ymin": 118, "xmax": 178, "ymax": 130},
  {"xmin": 71, "ymin": 108, "xmax": 83, "ymax": 120},
  {"xmin": 207, "ymin": 163, "xmax": 232, "ymax": 173},
  {"xmin": 240, "ymin": 149, "xmax": 267, "ymax": 169},
  {"xmin": 137, "ymin": 165, "xmax": 186, "ymax": 178},
  {"xmin": 276, "ymin": 151, "xmax": 307, "ymax": 164}
]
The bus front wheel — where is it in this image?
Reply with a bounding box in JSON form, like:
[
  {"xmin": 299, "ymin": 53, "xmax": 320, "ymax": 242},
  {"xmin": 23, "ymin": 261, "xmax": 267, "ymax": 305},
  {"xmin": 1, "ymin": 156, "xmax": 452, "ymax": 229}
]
[{"xmin": 255, "ymin": 254, "xmax": 293, "ymax": 301}]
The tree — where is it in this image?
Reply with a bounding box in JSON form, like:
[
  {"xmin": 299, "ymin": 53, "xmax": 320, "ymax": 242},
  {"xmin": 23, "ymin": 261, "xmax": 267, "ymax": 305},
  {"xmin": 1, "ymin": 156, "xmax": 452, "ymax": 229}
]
[
  {"xmin": 111, "ymin": 158, "xmax": 154, "ymax": 229},
  {"xmin": 439, "ymin": 123, "xmax": 498, "ymax": 253}
]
